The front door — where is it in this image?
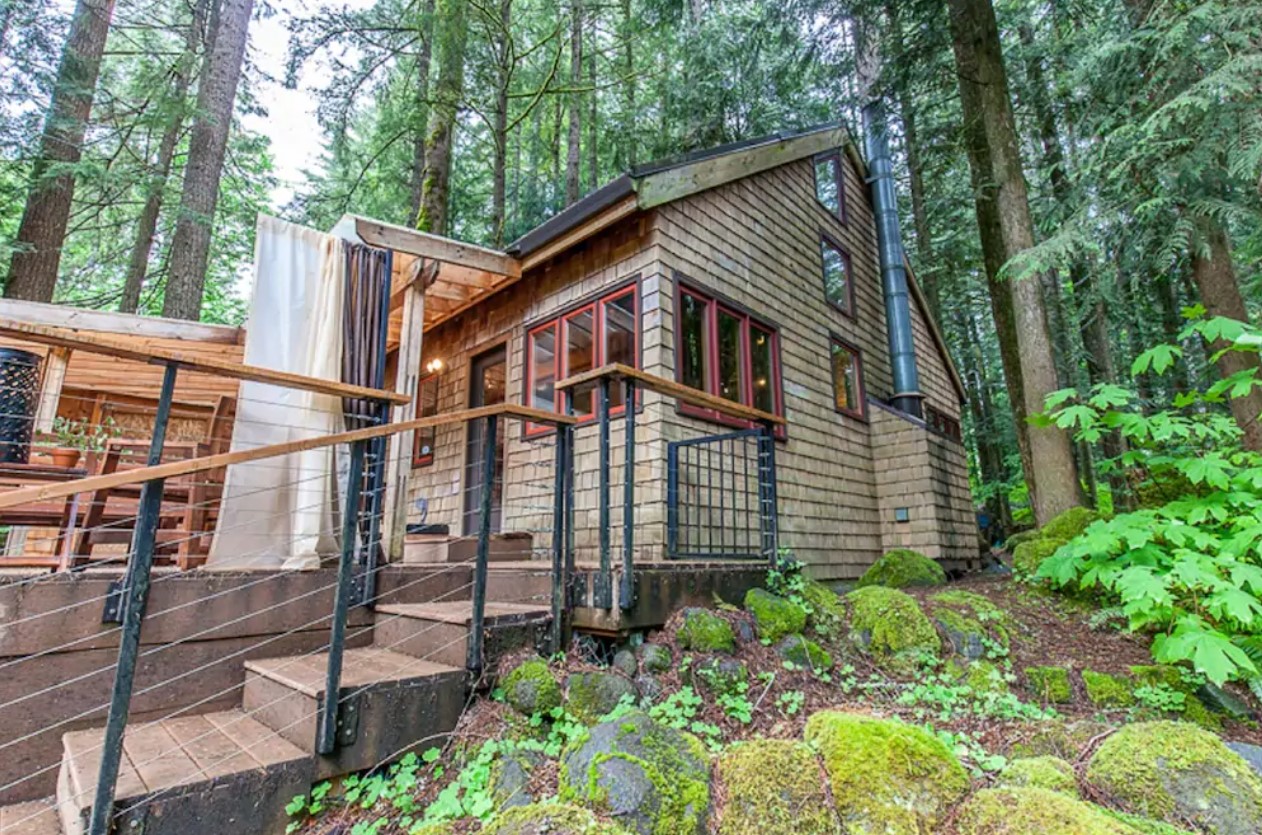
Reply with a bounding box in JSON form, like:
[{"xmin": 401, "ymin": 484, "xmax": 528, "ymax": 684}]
[{"xmin": 463, "ymin": 345, "xmax": 506, "ymax": 535}]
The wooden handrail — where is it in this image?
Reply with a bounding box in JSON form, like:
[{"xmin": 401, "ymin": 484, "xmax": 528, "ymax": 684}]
[
  {"xmin": 0, "ymin": 403, "xmax": 575, "ymax": 510},
  {"xmin": 0, "ymin": 321, "xmax": 411, "ymax": 405},
  {"xmin": 556, "ymin": 363, "xmax": 786, "ymax": 426}
]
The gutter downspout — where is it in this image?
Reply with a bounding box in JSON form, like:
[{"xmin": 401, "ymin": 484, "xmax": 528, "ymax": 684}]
[{"xmin": 862, "ymin": 98, "xmax": 923, "ymax": 418}]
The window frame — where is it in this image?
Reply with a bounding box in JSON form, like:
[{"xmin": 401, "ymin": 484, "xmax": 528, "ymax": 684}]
[
  {"xmin": 411, "ymin": 373, "xmax": 441, "ymax": 468},
  {"xmin": 925, "ymin": 403, "xmax": 963, "ymax": 443},
  {"xmin": 812, "ymin": 150, "xmax": 848, "ymax": 224},
  {"xmin": 522, "ymin": 280, "xmax": 641, "ymax": 437},
  {"xmin": 828, "ymin": 335, "xmax": 867, "ymax": 421},
  {"xmin": 820, "ymin": 232, "xmax": 856, "ymax": 318},
  {"xmin": 673, "ymin": 276, "xmax": 785, "ymax": 437}
]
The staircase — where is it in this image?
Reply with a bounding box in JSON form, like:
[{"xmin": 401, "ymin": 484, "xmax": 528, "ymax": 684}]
[{"xmin": 1, "ymin": 572, "xmax": 552, "ymax": 835}]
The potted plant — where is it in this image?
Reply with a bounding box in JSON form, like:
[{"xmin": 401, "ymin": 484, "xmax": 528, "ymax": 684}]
[{"xmin": 47, "ymin": 417, "xmax": 117, "ymax": 468}]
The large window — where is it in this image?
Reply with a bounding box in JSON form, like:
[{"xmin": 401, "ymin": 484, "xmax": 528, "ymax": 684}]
[
  {"xmin": 525, "ymin": 283, "xmax": 639, "ymax": 434},
  {"xmin": 821, "ymin": 234, "xmax": 854, "ymax": 316},
  {"xmin": 675, "ymin": 281, "xmax": 784, "ymax": 429},
  {"xmin": 411, "ymin": 374, "xmax": 440, "ymax": 467},
  {"xmin": 813, "ymin": 151, "xmax": 847, "ymax": 223},
  {"xmin": 830, "ymin": 337, "xmax": 866, "ymax": 419}
]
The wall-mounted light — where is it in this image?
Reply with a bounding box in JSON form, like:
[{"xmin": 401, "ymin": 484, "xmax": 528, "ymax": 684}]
[{"xmin": 425, "ymin": 358, "xmax": 444, "ymax": 375}]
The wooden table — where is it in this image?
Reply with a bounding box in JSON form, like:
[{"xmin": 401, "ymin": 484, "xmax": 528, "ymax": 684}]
[{"xmin": 0, "ymin": 462, "xmax": 90, "ymax": 568}]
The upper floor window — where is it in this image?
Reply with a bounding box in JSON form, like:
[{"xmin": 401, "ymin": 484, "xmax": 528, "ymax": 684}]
[
  {"xmin": 676, "ymin": 281, "xmax": 784, "ymax": 430},
  {"xmin": 411, "ymin": 374, "xmax": 440, "ymax": 467},
  {"xmin": 926, "ymin": 404, "xmax": 963, "ymax": 443},
  {"xmin": 813, "ymin": 151, "xmax": 847, "ymax": 223},
  {"xmin": 525, "ymin": 283, "xmax": 638, "ymax": 434},
  {"xmin": 830, "ymin": 337, "xmax": 866, "ymax": 419},
  {"xmin": 821, "ymin": 234, "xmax": 854, "ymax": 316}
]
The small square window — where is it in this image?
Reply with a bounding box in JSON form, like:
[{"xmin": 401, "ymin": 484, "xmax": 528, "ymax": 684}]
[
  {"xmin": 830, "ymin": 338, "xmax": 865, "ymax": 418},
  {"xmin": 813, "ymin": 151, "xmax": 847, "ymax": 222},
  {"xmin": 821, "ymin": 235, "xmax": 854, "ymax": 316}
]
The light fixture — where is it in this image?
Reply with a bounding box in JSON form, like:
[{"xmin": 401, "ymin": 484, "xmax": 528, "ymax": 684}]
[{"xmin": 425, "ymin": 358, "xmax": 444, "ymax": 374}]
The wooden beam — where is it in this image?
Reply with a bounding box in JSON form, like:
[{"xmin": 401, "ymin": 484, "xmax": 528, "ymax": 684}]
[
  {"xmin": 521, "ymin": 195, "xmax": 639, "ymax": 272},
  {"xmin": 0, "ymin": 321, "xmax": 411, "ymax": 405},
  {"xmin": 34, "ymin": 347, "xmax": 70, "ymax": 433},
  {"xmin": 353, "ymin": 217, "xmax": 522, "ymax": 278},
  {"xmin": 0, "ymin": 298, "xmax": 243, "ymax": 344},
  {"xmin": 383, "ymin": 283, "xmax": 424, "ymax": 560},
  {"xmin": 0, "ymin": 403, "xmax": 577, "ymax": 511},
  {"xmin": 556, "ymin": 363, "xmax": 786, "ymax": 425}
]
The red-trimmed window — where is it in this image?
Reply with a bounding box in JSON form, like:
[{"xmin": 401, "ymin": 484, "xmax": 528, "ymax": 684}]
[
  {"xmin": 813, "ymin": 151, "xmax": 847, "ymax": 223},
  {"xmin": 821, "ymin": 234, "xmax": 854, "ymax": 316},
  {"xmin": 525, "ymin": 283, "xmax": 639, "ymax": 434},
  {"xmin": 925, "ymin": 404, "xmax": 963, "ymax": 442},
  {"xmin": 830, "ymin": 337, "xmax": 866, "ymax": 419},
  {"xmin": 411, "ymin": 374, "xmax": 440, "ymax": 467},
  {"xmin": 675, "ymin": 283, "xmax": 784, "ymax": 431}
]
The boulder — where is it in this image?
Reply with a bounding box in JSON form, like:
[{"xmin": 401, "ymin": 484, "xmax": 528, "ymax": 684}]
[
  {"xmin": 1005, "ymin": 528, "xmax": 1042, "ymax": 550},
  {"xmin": 934, "ymin": 610, "xmax": 988, "ymax": 660},
  {"xmin": 1012, "ymin": 538, "xmax": 1062, "ymax": 576},
  {"xmin": 502, "ymin": 659, "xmax": 562, "ymax": 716},
  {"xmin": 559, "ymin": 710, "xmax": 710, "ymax": 835},
  {"xmin": 1197, "ymin": 682, "xmax": 1254, "ymax": 721},
  {"xmin": 1025, "ymin": 666, "xmax": 1073, "ymax": 703},
  {"xmin": 715, "ymin": 739, "xmax": 840, "ymax": 835},
  {"xmin": 845, "ymin": 586, "xmax": 940, "ymax": 669},
  {"xmin": 801, "ymin": 579, "xmax": 846, "ymax": 634},
  {"xmin": 956, "ymin": 787, "xmax": 1140, "ymax": 834},
  {"xmin": 482, "ymin": 802, "xmax": 631, "ymax": 835},
  {"xmin": 690, "ymin": 657, "xmax": 748, "ymax": 696},
  {"xmin": 566, "ymin": 671, "xmax": 638, "ymax": 722},
  {"xmin": 1087, "ymin": 720, "xmax": 1262, "ymax": 833},
  {"xmin": 634, "ymin": 673, "xmax": 663, "ymax": 702},
  {"xmin": 856, "ymin": 549, "xmax": 946, "ymax": 589},
  {"xmin": 743, "ymin": 588, "xmax": 808, "ymax": 642},
  {"xmin": 637, "ymin": 643, "xmax": 672, "ymax": 674},
  {"xmin": 774, "ymin": 634, "xmax": 833, "ymax": 671},
  {"xmin": 489, "ymin": 750, "xmax": 545, "ymax": 809},
  {"xmin": 1009, "ymin": 719, "xmax": 1112, "ymax": 760},
  {"xmin": 998, "ymin": 756, "xmax": 1079, "ymax": 796},
  {"xmin": 612, "ymin": 649, "xmax": 638, "ymax": 677},
  {"xmin": 803, "ymin": 710, "xmax": 968, "ymax": 832},
  {"xmin": 929, "ymin": 590, "xmax": 1012, "ymax": 659},
  {"xmin": 1082, "ymin": 670, "xmax": 1134, "ymax": 708},
  {"xmin": 676, "ymin": 608, "xmax": 735, "ymax": 653},
  {"xmin": 1041, "ymin": 507, "xmax": 1101, "ymax": 542},
  {"xmin": 1227, "ymin": 741, "xmax": 1262, "ymax": 779}
]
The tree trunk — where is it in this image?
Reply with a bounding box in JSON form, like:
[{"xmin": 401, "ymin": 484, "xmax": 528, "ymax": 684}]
[
  {"xmin": 947, "ymin": 0, "xmax": 1084, "ymax": 525},
  {"xmin": 960, "ymin": 306, "xmax": 1013, "ymax": 531},
  {"xmin": 407, "ymin": 0, "xmax": 437, "ymax": 226},
  {"xmin": 585, "ymin": 6, "xmax": 597, "ymax": 193},
  {"xmin": 415, "ymin": 0, "xmax": 468, "ymax": 235},
  {"xmin": 490, "ymin": 0, "xmax": 510, "ymax": 247},
  {"xmin": 162, "ymin": 0, "xmax": 253, "ymax": 320},
  {"xmin": 565, "ymin": 0, "xmax": 582, "ymax": 204},
  {"xmin": 4, "ymin": 0, "xmax": 116, "ymax": 302},
  {"xmin": 620, "ymin": 0, "xmax": 635, "ymax": 168},
  {"xmin": 1191, "ymin": 218, "xmax": 1262, "ymax": 452}
]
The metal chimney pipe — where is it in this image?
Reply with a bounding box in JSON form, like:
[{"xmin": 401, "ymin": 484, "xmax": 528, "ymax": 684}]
[{"xmin": 862, "ymin": 98, "xmax": 923, "ymax": 418}]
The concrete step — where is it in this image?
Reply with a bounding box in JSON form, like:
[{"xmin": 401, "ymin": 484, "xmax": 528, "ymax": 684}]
[
  {"xmin": 0, "ymin": 798, "xmax": 59, "ymax": 834},
  {"xmin": 242, "ymin": 648, "xmax": 464, "ymax": 780},
  {"xmin": 374, "ymin": 601, "xmax": 551, "ymax": 669},
  {"xmin": 484, "ymin": 563, "xmax": 554, "ymax": 607},
  {"xmin": 56, "ymin": 711, "xmax": 308, "ymax": 835}
]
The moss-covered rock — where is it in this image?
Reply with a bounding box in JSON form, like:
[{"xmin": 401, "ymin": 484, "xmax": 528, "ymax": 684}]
[
  {"xmin": 929, "ymin": 590, "xmax": 1012, "ymax": 660},
  {"xmin": 482, "ymin": 802, "xmax": 631, "ymax": 835},
  {"xmin": 637, "ymin": 643, "xmax": 672, "ymax": 674},
  {"xmin": 1041, "ymin": 507, "xmax": 1101, "ymax": 542},
  {"xmin": 803, "ymin": 710, "xmax": 968, "ymax": 832},
  {"xmin": 964, "ymin": 659, "xmax": 1009, "ymax": 694},
  {"xmin": 743, "ymin": 588, "xmax": 807, "ymax": 642},
  {"xmin": 1012, "ymin": 538, "xmax": 1062, "ymax": 576},
  {"xmin": 1129, "ymin": 665, "xmax": 1191, "ymax": 692},
  {"xmin": 715, "ymin": 740, "xmax": 840, "ymax": 835},
  {"xmin": 1009, "ymin": 719, "xmax": 1113, "ymax": 760},
  {"xmin": 856, "ymin": 549, "xmax": 947, "ymax": 589},
  {"xmin": 1179, "ymin": 694, "xmax": 1224, "ymax": 731},
  {"xmin": 775, "ymin": 634, "xmax": 833, "ymax": 671},
  {"xmin": 802, "ymin": 579, "xmax": 846, "ymax": 634},
  {"xmin": 559, "ymin": 710, "xmax": 710, "ymax": 835},
  {"xmin": 676, "ymin": 608, "xmax": 735, "ymax": 653},
  {"xmin": 1005, "ymin": 528, "xmax": 1042, "ymax": 550},
  {"xmin": 998, "ymin": 756, "xmax": 1079, "ymax": 796},
  {"xmin": 845, "ymin": 586, "xmax": 940, "ymax": 669},
  {"xmin": 490, "ymin": 749, "xmax": 545, "ymax": 809},
  {"xmin": 566, "ymin": 671, "xmax": 639, "ymax": 722},
  {"xmin": 1025, "ymin": 666, "xmax": 1073, "ymax": 703},
  {"xmin": 1100, "ymin": 810, "xmax": 1197, "ymax": 835},
  {"xmin": 612, "ymin": 649, "xmax": 638, "ymax": 677},
  {"xmin": 1086, "ymin": 720, "xmax": 1262, "ymax": 833},
  {"xmin": 690, "ymin": 657, "xmax": 747, "ymax": 696},
  {"xmin": 503, "ymin": 659, "xmax": 563, "ymax": 716},
  {"xmin": 1083, "ymin": 670, "xmax": 1135, "ymax": 708},
  {"xmin": 956, "ymin": 787, "xmax": 1141, "ymax": 834}
]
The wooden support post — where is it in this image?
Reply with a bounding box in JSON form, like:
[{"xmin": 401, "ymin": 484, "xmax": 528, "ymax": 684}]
[
  {"xmin": 382, "ymin": 264, "xmax": 426, "ymax": 561},
  {"xmin": 4, "ymin": 346, "xmax": 71, "ymax": 558}
]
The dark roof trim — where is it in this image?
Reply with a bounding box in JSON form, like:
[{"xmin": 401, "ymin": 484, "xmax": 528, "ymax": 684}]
[
  {"xmin": 628, "ymin": 121, "xmax": 847, "ymax": 178},
  {"xmin": 506, "ymin": 174, "xmax": 635, "ymax": 258}
]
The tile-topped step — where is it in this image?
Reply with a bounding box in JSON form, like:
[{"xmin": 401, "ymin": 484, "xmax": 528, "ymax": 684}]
[
  {"xmin": 374, "ymin": 601, "xmax": 551, "ymax": 669},
  {"xmin": 0, "ymin": 797, "xmax": 59, "ymax": 834}
]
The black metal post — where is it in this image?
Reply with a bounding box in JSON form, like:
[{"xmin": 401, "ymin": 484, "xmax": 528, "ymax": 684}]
[
  {"xmin": 467, "ymin": 413, "xmax": 497, "ymax": 676},
  {"xmin": 563, "ymin": 421, "xmax": 577, "ymax": 607},
  {"xmin": 317, "ymin": 439, "xmax": 365, "ymax": 755},
  {"xmin": 758, "ymin": 421, "xmax": 780, "ymax": 567},
  {"xmin": 549, "ymin": 423, "xmax": 567, "ymax": 653},
  {"xmin": 666, "ymin": 441, "xmax": 679, "ymax": 558},
  {"xmin": 88, "ymin": 362, "xmax": 178, "ymax": 835},
  {"xmin": 619, "ymin": 378, "xmax": 635, "ymax": 609},
  {"xmin": 359, "ymin": 407, "xmax": 388, "ymax": 607},
  {"xmin": 595, "ymin": 377, "xmax": 612, "ymax": 608}
]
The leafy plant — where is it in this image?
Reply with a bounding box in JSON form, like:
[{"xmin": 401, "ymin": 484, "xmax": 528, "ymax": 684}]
[
  {"xmin": 776, "ymin": 689, "xmax": 805, "ymax": 716},
  {"xmin": 1133, "ymin": 683, "xmax": 1186, "ymax": 714},
  {"xmin": 49, "ymin": 416, "xmax": 119, "ymax": 452}
]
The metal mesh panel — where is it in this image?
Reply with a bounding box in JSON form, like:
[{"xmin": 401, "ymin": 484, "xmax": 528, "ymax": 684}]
[{"xmin": 0, "ymin": 348, "xmax": 41, "ymax": 464}]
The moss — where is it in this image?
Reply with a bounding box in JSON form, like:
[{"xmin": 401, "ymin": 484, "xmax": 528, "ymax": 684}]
[
  {"xmin": 999, "ymin": 756, "xmax": 1079, "ymax": 796},
  {"xmin": 1129, "ymin": 665, "xmax": 1192, "ymax": 692},
  {"xmin": 1087, "ymin": 720, "xmax": 1262, "ymax": 832},
  {"xmin": 845, "ymin": 586, "xmax": 940, "ymax": 669},
  {"xmin": 1009, "ymin": 719, "xmax": 1113, "ymax": 760},
  {"xmin": 964, "ymin": 660, "xmax": 1009, "ymax": 694},
  {"xmin": 856, "ymin": 548, "xmax": 947, "ymax": 589},
  {"xmin": 691, "ymin": 657, "xmax": 748, "ymax": 696},
  {"xmin": 1012, "ymin": 538, "xmax": 1063, "ymax": 576},
  {"xmin": 565, "ymin": 671, "xmax": 638, "ymax": 723},
  {"xmin": 676, "ymin": 607, "xmax": 736, "ymax": 652},
  {"xmin": 930, "ymin": 589, "xmax": 1010, "ymax": 623},
  {"xmin": 1005, "ymin": 528, "xmax": 1043, "ymax": 550},
  {"xmin": 743, "ymin": 588, "xmax": 808, "ymax": 642},
  {"xmin": 1100, "ymin": 809, "xmax": 1198, "ymax": 835},
  {"xmin": 1041, "ymin": 507, "xmax": 1102, "ymax": 542},
  {"xmin": 1025, "ymin": 666, "xmax": 1073, "ymax": 703},
  {"xmin": 638, "ymin": 643, "xmax": 672, "ymax": 673},
  {"xmin": 956, "ymin": 787, "xmax": 1141, "ymax": 834},
  {"xmin": 1083, "ymin": 670, "xmax": 1135, "ymax": 708},
  {"xmin": 804, "ymin": 710, "xmax": 968, "ymax": 832},
  {"xmin": 801, "ymin": 578, "xmax": 846, "ymax": 633},
  {"xmin": 715, "ymin": 739, "xmax": 840, "ymax": 834},
  {"xmin": 775, "ymin": 634, "xmax": 833, "ymax": 671},
  {"xmin": 1180, "ymin": 694, "xmax": 1224, "ymax": 731},
  {"xmin": 502, "ymin": 659, "xmax": 562, "ymax": 716},
  {"xmin": 482, "ymin": 802, "xmax": 630, "ymax": 834}
]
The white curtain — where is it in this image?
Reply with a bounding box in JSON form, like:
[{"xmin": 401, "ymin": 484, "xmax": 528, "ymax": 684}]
[{"xmin": 208, "ymin": 215, "xmax": 345, "ymax": 570}]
